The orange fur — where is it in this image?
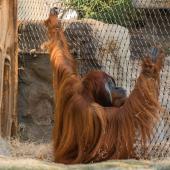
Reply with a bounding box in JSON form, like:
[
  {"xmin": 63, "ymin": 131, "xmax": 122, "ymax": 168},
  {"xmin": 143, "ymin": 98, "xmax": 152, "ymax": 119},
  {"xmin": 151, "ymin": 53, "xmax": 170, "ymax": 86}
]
[{"xmin": 45, "ymin": 13, "xmax": 164, "ymax": 164}]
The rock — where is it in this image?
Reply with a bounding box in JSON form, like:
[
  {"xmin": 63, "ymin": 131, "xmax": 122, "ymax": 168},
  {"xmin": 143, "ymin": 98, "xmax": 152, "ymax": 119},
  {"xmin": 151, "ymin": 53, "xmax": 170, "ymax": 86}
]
[
  {"xmin": 18, "ymin": 23, "xmax": 48, "ymax": 52},
  {"xmin": 133, "ymin": 0, "xmax": 170, "ymax": 8},
  {"xmin": 0, "ymin": 138, "xmax": 11, "ymax": 156},
  {"xmin": 63, "ymin": 19, "xmax": 131, "ymax": 89},
  {"xmin": 18, "ymin": 0, "xmax": 59, "ymax": 21},
  {"xmin": 18, "ymin": 53, "xmax": 54, "ymax": 142},
  {"xmin": 82, "ymin": 19, "xmax": 131, "ymax": 87},
  {"xmin": 59, "ymin": 9, "xmax": 79, "ymax": 20},
  {"xmin": 64, "ymin": 21, "xmax": 101, "ymax": 75}
]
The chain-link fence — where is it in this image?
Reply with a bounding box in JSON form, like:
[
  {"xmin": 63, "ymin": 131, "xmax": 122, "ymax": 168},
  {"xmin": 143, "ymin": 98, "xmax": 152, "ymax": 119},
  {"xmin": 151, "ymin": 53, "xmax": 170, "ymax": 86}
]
[{"xmin": 18, "ymin": 0, "xmax": 170, "ymax": 159}]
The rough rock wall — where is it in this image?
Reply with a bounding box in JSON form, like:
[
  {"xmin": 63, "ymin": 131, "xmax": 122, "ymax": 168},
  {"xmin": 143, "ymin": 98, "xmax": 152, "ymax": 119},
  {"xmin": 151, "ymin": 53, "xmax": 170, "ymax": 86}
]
[
  {"xmin": 18, "ymin": 54, "xmax": 54, "ymax": 142},
  {"xmin": 133, "ymin": 0, "xmax": 170, "ymax": 8}
]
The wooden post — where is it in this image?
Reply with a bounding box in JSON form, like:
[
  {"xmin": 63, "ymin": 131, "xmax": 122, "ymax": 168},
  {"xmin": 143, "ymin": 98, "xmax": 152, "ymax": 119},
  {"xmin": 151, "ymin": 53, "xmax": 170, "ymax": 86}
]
[{"xmin": 0, "ymin": 0, "xmax": 18, "ymax": 138}]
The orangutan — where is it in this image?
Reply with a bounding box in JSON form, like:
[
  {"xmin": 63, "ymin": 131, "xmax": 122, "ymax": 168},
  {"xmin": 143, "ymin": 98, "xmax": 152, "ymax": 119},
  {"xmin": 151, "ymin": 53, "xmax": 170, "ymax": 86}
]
[{"xmin": 44, "ymin": 9, "xmax": 164, "ymax": 164}]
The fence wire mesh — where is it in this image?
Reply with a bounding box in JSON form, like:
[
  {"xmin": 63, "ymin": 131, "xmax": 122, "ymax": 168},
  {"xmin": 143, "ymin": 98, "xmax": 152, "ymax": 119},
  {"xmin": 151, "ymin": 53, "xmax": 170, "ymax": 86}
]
[{"xmin": 18, "ymin": 0, "xmax": 170, "ymax": 159}]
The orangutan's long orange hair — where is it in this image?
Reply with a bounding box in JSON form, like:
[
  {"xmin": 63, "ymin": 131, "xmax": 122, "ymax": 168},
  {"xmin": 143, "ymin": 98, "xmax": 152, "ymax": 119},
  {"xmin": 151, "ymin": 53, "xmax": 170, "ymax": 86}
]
[{"xmin": 44, "ymin": 12, "xmax": 164, "ymax": 164}]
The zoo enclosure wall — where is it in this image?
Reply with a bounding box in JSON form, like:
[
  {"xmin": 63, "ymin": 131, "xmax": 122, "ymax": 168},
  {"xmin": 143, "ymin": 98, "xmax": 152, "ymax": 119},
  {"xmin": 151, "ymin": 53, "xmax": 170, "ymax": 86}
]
[{"xmin": 17, "ymin": 0, "xmax": 170, "ymax": 159}]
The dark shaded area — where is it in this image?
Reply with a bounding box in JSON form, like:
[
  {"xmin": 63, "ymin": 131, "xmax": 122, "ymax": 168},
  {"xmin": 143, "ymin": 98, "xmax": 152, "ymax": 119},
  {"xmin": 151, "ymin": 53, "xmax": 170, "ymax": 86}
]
[
  {"xmin": 65, "ymin": 22, "xmax": 101, "ymax": 75},
  {"xmin": 18, "ymin": 53, "xmax": 54, "ymax": 142},
  {"xmin": 130, "ymin": 9, "xmax": 170, "ymax": 59}
]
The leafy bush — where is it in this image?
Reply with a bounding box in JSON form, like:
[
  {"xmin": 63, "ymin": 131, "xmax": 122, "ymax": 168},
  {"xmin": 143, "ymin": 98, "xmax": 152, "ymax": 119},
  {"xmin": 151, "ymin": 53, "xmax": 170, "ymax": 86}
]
[{"xmin": 64, "ymin": 0, "xmax": 140, "ymax": 26}]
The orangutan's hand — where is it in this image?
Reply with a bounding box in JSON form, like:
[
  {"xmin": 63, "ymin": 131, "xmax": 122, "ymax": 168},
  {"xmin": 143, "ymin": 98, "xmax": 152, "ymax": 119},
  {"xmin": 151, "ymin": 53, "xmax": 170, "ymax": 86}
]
[{"xmin": 142, "ymin": 47, "xmax": 165, "ymax": 78}]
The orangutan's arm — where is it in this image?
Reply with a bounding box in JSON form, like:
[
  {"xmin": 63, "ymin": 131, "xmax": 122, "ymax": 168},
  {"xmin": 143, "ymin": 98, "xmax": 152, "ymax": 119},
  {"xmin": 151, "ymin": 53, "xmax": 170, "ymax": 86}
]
[
  {"xmin": 103, "ymin": 48, "xmax": 165, "ymax": 159},
  {"xmin": 122, "ymin": 47, "xmax": 164, "ymax": 127},
  {"xmin": 44, "ymin": 13, "xmax": 77, "ymax": 89}
]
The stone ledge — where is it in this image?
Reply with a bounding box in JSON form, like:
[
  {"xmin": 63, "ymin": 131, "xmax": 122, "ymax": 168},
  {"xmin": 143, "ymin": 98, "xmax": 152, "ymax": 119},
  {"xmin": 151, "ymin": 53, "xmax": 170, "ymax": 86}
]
[
  {"xmin": 0, "ymin": 156, "xmax": 170, "ymax": 170},
  {"xmin": 133, "ymin": 0, "xmax": 170, "ymax": 8}
]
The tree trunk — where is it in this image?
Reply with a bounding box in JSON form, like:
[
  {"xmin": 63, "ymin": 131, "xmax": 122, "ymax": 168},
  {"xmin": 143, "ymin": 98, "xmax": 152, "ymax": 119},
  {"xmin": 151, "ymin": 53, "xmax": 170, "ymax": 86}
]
[{"xmin": 0, "ymin": 0, "xmax": 18, "ymax": 138}]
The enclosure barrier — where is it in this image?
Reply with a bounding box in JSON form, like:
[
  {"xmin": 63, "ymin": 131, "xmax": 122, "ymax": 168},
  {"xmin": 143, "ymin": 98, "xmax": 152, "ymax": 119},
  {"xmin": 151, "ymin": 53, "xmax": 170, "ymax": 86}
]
[{"xmin": 18, "ymin": 0, "xmax": 170, "ymax": 160}]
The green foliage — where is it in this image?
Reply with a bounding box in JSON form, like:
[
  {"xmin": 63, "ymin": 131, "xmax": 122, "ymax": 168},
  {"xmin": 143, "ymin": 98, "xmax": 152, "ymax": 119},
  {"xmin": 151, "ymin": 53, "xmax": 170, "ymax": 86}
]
[{"xmin": 64, "ymin": 0, "xmax": 139, "ymax": 26}]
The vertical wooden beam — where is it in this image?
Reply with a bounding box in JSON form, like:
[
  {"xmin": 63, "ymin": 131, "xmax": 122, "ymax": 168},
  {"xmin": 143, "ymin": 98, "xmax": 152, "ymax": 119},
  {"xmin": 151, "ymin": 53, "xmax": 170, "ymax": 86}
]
[{"xmin": 0, "ymin": 0, "xmax": 18, "ymax": 138}]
